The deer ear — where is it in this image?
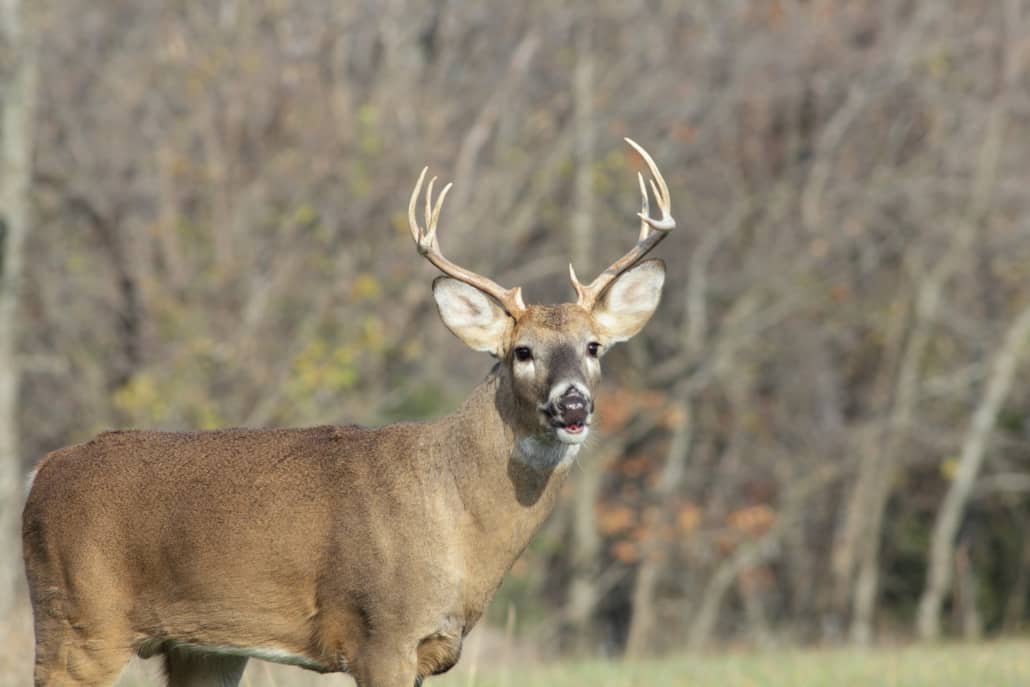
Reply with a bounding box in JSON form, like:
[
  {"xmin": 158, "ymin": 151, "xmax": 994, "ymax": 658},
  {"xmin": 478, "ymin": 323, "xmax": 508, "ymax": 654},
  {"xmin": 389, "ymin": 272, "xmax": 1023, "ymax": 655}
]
[
  {"xmin": 433, "ymin": 277, "xmax": 514, "ymax": 355},
  {"xmin": 591, "ymin": 259, "xmax": 665, "ymax": 344}
]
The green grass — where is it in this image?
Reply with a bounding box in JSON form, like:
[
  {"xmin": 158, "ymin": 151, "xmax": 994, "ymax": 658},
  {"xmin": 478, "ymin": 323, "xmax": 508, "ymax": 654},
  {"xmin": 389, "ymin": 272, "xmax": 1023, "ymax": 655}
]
[{"xmin": 432, "ymin": 641, "xmax": 1030, "ymax": 687}]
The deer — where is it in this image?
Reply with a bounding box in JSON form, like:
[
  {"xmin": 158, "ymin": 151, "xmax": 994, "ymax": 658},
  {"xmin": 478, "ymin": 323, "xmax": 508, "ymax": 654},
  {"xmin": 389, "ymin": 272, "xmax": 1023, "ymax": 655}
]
[{"xmin": 22, "ymin": 139, "xmax": 675, "ymax": 687}]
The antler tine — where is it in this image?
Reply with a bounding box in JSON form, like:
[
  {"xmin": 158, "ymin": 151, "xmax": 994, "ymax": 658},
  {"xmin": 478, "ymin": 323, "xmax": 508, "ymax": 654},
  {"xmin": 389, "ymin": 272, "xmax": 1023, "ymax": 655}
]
[
  {"xmin": 408, "ymin": 168, "xmax": 527, "ymax": 318},
  {"xmin": 409, "ymin": 167, "xmax": 429, "ymax": 247},
  {"xmin": 636, "ymin": 172, "xmax": 650, "ymax": 242},
  {"xmin": 424, "ymin": 174, "xmax": 436, "ymax": 241},
  {"xmin": 570, "ymin": 138, "xmax": 676, "ymax": 311}
]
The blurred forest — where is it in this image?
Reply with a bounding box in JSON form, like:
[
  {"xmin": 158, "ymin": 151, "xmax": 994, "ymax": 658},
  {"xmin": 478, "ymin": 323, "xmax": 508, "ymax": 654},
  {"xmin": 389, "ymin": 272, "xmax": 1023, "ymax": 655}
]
[{"xmin": 2, "ymin": 0, "xmax": 1030, "ymax": 663}]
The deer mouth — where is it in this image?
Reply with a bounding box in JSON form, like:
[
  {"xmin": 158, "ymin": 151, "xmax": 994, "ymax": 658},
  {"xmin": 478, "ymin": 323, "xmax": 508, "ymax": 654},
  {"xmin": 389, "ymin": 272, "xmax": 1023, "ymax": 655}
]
[
  {"xmin": 552, "ymin": 420, "xmax": 590, "ymax": 444},
  {"xmin": 539, "ymin": 405, "xmax": 592, "ymax": 441},
  {"xmin": 559, "ymin": 421, "xmax": 585, "ymax": 433},
  {"xmin": 546, "ymin": 415, "xmax": 591, "ymax": 444}
]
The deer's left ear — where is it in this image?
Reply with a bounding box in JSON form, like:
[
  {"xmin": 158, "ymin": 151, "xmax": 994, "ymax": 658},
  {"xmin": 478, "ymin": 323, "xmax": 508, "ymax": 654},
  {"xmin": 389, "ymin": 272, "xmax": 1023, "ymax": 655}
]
[{"xmin": 591, "ymin": 259, "xmax": 665, "ymax": 344}]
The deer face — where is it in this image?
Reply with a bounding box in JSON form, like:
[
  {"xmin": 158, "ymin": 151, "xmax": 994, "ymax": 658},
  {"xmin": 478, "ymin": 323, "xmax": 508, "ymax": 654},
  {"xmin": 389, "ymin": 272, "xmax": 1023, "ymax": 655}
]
[{"xmin": 432, "ymin": 259, "xmax": 665, "ymax": 445}]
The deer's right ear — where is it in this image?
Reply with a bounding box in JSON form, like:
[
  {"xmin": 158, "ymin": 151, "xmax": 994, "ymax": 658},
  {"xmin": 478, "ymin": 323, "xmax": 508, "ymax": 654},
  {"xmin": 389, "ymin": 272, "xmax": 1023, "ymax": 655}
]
[{"xmin": 433, "ymin": 277, "xmax": 514, "ymax": 356}]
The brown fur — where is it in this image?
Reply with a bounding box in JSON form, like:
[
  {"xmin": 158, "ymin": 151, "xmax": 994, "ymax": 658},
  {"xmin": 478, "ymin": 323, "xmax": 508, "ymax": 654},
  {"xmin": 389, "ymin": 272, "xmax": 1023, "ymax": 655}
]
[{"xmin": 23, "ymin": 263, "xmax": 665, "ymax": 687}]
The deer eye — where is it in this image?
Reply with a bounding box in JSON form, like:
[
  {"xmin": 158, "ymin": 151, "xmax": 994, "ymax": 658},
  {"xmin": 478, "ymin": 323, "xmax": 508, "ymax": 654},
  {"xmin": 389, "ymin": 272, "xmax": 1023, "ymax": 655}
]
[
  {"xmin": 514, "ymin": 346, "xmax": 533, "ymax": 362},
  {"xmin": 587, "ymin": 342, "xmax": 601, "ymax": 357}
]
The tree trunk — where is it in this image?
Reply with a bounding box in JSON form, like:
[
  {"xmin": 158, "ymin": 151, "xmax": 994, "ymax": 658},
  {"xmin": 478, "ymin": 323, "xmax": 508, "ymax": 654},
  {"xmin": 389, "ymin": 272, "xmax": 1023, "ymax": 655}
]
[
  {"xmin": 954, "ymin": 539, "xmax": 983, "ymax": 640},
  {"xmin": 916, "ymin": 304, "xmax": 1030, "ymax": 639},
  {"xmin": 0, "ymin": 0, "xmax": 38, "ymax": 617}
]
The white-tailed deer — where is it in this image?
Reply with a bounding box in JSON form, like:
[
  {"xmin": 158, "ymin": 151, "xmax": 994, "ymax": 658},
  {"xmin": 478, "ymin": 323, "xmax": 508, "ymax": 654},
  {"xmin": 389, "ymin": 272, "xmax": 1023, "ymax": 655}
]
[{"xmin": 22, "ymin": 139, "xmax": 674, "ymax": 687}]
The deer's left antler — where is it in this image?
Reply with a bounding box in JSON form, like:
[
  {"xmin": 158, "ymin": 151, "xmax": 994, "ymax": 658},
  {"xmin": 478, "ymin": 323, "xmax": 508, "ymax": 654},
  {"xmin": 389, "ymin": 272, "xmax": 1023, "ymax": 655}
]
[{"xmin": 569, "ymin": 138, "xmax": 675, "ymax": 310}]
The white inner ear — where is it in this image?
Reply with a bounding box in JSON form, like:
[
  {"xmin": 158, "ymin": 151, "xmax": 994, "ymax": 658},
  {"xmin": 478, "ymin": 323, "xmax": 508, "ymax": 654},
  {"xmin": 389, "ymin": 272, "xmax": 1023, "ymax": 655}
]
[
  {"xmin": 593, "ymin": 261, "xmax": 665, "ymax": 343},
  {"xmin": 433, "ymin": 279, "xmax": 512, "ymax": 354}
]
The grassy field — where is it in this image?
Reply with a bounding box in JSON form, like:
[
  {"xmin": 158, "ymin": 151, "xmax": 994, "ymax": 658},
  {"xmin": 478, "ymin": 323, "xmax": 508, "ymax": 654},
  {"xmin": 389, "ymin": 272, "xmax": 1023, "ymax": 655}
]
[
  {"xmin": 2, "ymin": 635, "xmax": 1025, "ymax": 686},
  {"xmin": 433, "ymin": 641, "xmax": 1030, "ymax": 687},
  {"xmin": 80, "ymin": 640, "xmax": 1027, "ymax": 687}
]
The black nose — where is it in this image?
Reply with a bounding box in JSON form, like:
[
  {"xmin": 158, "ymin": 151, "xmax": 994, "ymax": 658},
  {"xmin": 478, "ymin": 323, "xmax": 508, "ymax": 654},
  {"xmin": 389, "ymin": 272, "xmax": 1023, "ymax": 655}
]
[{"xmin": 554, "ymin": 388, "xmax": 591, "ymax": 425}]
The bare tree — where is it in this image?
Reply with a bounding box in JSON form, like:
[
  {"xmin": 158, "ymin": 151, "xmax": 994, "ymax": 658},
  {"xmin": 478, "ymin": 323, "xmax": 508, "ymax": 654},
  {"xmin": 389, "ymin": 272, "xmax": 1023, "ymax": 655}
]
[{"xmin": 0, "ymin": 0, "xmax": 37, "ymax": 617}]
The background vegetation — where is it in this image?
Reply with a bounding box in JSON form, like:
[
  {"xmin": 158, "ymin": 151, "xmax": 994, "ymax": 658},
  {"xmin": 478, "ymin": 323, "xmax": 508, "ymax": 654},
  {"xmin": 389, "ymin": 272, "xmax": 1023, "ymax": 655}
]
[{"xmin": 2, "ymin": 0, "xmax": 1030, "ymax": 682}]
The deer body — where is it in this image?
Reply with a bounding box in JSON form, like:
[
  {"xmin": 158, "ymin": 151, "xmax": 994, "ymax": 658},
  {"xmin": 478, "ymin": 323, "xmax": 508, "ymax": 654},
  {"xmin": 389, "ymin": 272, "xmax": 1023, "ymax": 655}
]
[{"xmin": 23, "ymin": 140, "xmax": 674, "ymax": 686}]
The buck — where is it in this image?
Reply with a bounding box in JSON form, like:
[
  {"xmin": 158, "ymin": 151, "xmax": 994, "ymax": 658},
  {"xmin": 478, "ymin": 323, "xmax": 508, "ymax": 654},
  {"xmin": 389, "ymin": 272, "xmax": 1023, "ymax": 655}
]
[{"xmin": 22, "ymin": 139, "xmax": 674, "ymax": 687}]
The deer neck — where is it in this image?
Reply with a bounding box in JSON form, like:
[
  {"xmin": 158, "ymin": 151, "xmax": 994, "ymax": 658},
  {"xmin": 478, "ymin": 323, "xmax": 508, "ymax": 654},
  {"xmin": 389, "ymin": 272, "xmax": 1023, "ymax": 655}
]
[{"xmin": 435, "ymin": 367, "xmax": 577, "ymax": 611}]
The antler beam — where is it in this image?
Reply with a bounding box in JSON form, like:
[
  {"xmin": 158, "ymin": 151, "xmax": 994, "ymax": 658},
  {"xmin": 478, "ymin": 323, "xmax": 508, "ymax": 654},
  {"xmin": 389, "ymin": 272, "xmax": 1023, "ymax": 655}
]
[
  {"xmin": 408, "ymin": 168, "xmax": 527, "ymax": 318},
  {"xmin": 570, "ymin": 138, "xmax": 675, "ymax": 310}
]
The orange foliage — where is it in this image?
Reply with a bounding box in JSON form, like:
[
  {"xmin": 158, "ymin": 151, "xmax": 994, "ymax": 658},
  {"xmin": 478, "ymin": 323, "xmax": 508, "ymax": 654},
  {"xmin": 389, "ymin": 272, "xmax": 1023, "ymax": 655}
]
[
  {"xmin": 661, "ymin": 403, "xmax": 688, "ymax": 429},
  {"xmin": 726, "ymin": 504, "xmax": 777, "ymax": 536},
  {"xmin": 595, "ymin": 387, "xmax": 672, "ymax": 433},
  {"xmin": 619, "ymin": 454, "xmax": 653, "ymax": 478},
  {"xmin": 610, "ymin": 539, "xmax": 638, "ymax": 563},
  {"xmin": 596, "ymin": 504, "xmax": 636, "ymax": 536},
  {"xmin": 677, "ymin": 503, "xmax": 702, "ymax": 533}
]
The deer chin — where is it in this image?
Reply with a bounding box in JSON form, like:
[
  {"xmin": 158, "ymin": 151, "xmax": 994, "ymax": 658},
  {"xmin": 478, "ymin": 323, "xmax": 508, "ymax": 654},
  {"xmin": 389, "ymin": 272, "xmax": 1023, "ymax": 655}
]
[{"xmin": 554, "ymin": 422, "xmax": 590, "ymax": 445}]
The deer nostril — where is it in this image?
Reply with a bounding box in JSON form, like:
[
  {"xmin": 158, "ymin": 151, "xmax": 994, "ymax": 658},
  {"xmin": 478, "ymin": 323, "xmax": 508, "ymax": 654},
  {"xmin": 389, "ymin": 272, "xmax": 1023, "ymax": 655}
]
[{"xmin": 557, "ymin": 397, "xmax": 586, "ymax": 412}]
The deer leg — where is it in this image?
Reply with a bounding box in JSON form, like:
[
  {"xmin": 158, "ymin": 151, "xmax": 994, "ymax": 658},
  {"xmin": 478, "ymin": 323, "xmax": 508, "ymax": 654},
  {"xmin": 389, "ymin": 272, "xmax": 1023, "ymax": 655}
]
[{"xmin": 163, "ymin": 649, "xmax": 248, "ymax": 687}]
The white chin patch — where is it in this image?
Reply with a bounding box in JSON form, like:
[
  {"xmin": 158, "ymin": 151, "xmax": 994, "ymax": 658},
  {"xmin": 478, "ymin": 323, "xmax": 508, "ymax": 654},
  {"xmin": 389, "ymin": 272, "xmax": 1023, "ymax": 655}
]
[
  {"xmin": 517, "ymin": 436, "xmax": 583, "ymax": 471},
  {"xmin": 556, "ymin": 426, "xmax": 590, "ymax": 444}
]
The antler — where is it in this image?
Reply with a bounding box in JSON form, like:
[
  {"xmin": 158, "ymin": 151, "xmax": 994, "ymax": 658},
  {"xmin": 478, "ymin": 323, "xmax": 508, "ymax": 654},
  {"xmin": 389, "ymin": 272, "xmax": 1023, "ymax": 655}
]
[
  {"xmin": 569, "ymin": 138, "xmax": 675, "ymax": 310},
  {"xmin": 408, "ymin": 167, "xmax": 527, "ymax": 318}
]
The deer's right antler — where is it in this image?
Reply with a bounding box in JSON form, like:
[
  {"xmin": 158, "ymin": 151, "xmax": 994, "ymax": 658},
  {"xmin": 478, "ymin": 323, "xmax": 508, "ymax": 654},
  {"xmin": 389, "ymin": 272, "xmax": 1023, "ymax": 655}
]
[{"xmin": 409, "ymin": 168, "xmax": 527, "ymax": 319}]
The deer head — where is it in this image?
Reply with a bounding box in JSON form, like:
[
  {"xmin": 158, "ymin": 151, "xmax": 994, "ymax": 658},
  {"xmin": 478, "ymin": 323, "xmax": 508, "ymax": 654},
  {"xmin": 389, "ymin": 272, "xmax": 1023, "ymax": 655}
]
[{"xmin": 409, "ymin": 139, "xmax": 675, "ymax": 451}]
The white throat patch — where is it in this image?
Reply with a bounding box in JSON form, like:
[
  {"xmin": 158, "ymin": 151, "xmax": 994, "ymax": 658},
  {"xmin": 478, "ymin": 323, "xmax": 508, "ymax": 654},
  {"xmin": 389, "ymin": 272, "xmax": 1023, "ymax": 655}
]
[{"xmin": 516, "ymin": 435, "xmax": 583, "ymax": 471}]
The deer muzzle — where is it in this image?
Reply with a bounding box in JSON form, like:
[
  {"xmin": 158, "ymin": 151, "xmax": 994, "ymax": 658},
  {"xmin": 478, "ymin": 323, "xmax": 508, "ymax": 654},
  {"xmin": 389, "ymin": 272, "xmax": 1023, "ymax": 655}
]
[{"xmin": 546, "ymin": 386, "xmax": 593, "ymax": 441}]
